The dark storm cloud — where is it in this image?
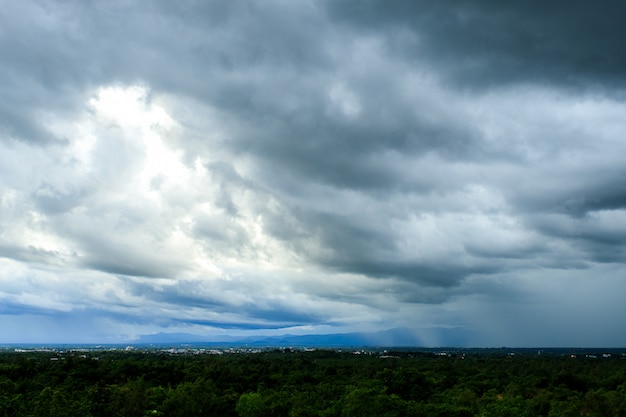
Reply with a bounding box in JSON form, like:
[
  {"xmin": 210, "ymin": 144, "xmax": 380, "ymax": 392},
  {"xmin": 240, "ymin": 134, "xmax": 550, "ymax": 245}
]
[
  {"xmin": 0, "ymin": 1, "xmax": 108, "ymax": 144},
  {"xmin": 2, "ymin": 0, "xmax": 626, "ymax": 344},
  {"xmin": 531, "ymin": 212, "xmax": 626, "ymax": 264},
  {"xmin": 240, "ymin": 109, "xmax": 489, "ymax": 192},
  {"xmin": 507, "ymin": 163, "xmax": 626, "ymax": 217},
  {"xmin": 0, "ymin": 244, "xmax": 47, "ymax": 265},
  {"xmin": 324, "ymin": 0, "xmax": 626, "ymax": 89},
  {"xmin": 120, "ymin": 276, "xmax": 325, "ymax": 329},
  {"xmin": 172, "ymin": 319, "xmax": 291, "ymax": 331},
  {"xmin": 123, "ymin": 278, "xmax": 233, "ymax": 311},
  {"xmin": 77, "ymin": 240, "xmax": 191, "ymax": 279},
  {"xmin": 237, "ymin": 304, "xmax": 323, "ymax": 326},
  {"xmin": 327, "ymin": 260, "xmax": 486, "ymax": 287},
  {"xmin": 263, "ymin": 208, "xmax": 493, "ymax": 286}
]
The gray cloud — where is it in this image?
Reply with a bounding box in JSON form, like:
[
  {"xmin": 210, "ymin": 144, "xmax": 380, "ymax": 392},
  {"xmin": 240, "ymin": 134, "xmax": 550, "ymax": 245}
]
[
  {"xmin": 0, "ymin": 0, "xmax": 625, "ymax": 345},
  {"xmin": 324, "ymin": 0, "xmax": 626, "ymax": 90}
]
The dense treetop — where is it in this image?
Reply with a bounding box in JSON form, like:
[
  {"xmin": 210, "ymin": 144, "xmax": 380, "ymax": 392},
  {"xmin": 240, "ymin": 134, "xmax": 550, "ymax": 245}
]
[{"xmin": 1, "ymin": 348, "xmax": 625, "ymax": 416}]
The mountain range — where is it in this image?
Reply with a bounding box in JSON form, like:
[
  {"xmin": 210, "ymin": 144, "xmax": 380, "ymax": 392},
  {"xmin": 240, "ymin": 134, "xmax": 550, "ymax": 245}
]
[{"xmin": 136, "ymin": 327, "xmax": 470, "ymax": 348}]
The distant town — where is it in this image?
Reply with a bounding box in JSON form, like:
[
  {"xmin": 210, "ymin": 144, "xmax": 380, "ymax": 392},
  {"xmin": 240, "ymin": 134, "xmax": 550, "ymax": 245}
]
[{"xmin": 4, "ymin": 344, "xmax": 626, "ymax": 359}]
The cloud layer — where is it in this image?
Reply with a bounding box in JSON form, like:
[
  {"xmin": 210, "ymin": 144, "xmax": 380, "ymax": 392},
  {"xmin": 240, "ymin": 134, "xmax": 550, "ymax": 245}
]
[{"xmin": 1, "ymin": 0, "xmax": 625, "ymax": 346}]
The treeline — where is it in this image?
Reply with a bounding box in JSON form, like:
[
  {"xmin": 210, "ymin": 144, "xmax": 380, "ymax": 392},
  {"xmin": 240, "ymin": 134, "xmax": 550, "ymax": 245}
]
[{"xmin": 1, "ymin": 349, "xmax": 626, "ymax": 416}]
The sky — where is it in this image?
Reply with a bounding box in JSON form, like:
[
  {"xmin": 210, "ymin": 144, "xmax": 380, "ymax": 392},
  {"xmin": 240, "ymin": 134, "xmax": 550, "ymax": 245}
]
[{"xmin": 1, "ymin": 0, "xmax": 626, "ymax": 347}]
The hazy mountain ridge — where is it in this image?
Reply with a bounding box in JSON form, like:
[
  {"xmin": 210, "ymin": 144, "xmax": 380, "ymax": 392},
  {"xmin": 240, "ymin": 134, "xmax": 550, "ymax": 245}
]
[{"xmin": 136, "ymin": 327, "xmax": 470, "ymax": 347}]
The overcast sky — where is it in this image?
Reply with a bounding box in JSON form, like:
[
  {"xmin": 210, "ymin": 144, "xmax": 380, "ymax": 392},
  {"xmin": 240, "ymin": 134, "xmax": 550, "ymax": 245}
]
[{"xmin": 1, "ymin": 0, "xmax": 626, "ymax": 346}]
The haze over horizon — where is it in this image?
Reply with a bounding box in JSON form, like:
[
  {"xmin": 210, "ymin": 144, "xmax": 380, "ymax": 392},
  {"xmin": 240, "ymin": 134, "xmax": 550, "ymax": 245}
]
[{"xmin": 1, "ymin": 0, "xmax": 626, "ymax": 347}]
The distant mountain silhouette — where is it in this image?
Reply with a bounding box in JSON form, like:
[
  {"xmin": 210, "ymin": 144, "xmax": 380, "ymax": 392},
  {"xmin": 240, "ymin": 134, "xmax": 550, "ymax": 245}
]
[{"xmin": 136, "ymin": 327, "xmax": 470, "ymax": 347}]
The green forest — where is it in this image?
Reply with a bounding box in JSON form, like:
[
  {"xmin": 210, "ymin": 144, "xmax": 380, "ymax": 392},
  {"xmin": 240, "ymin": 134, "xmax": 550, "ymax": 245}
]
[{"xmin": 1, "ymin": 348, "xmax": 626, "ymax": 417}]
